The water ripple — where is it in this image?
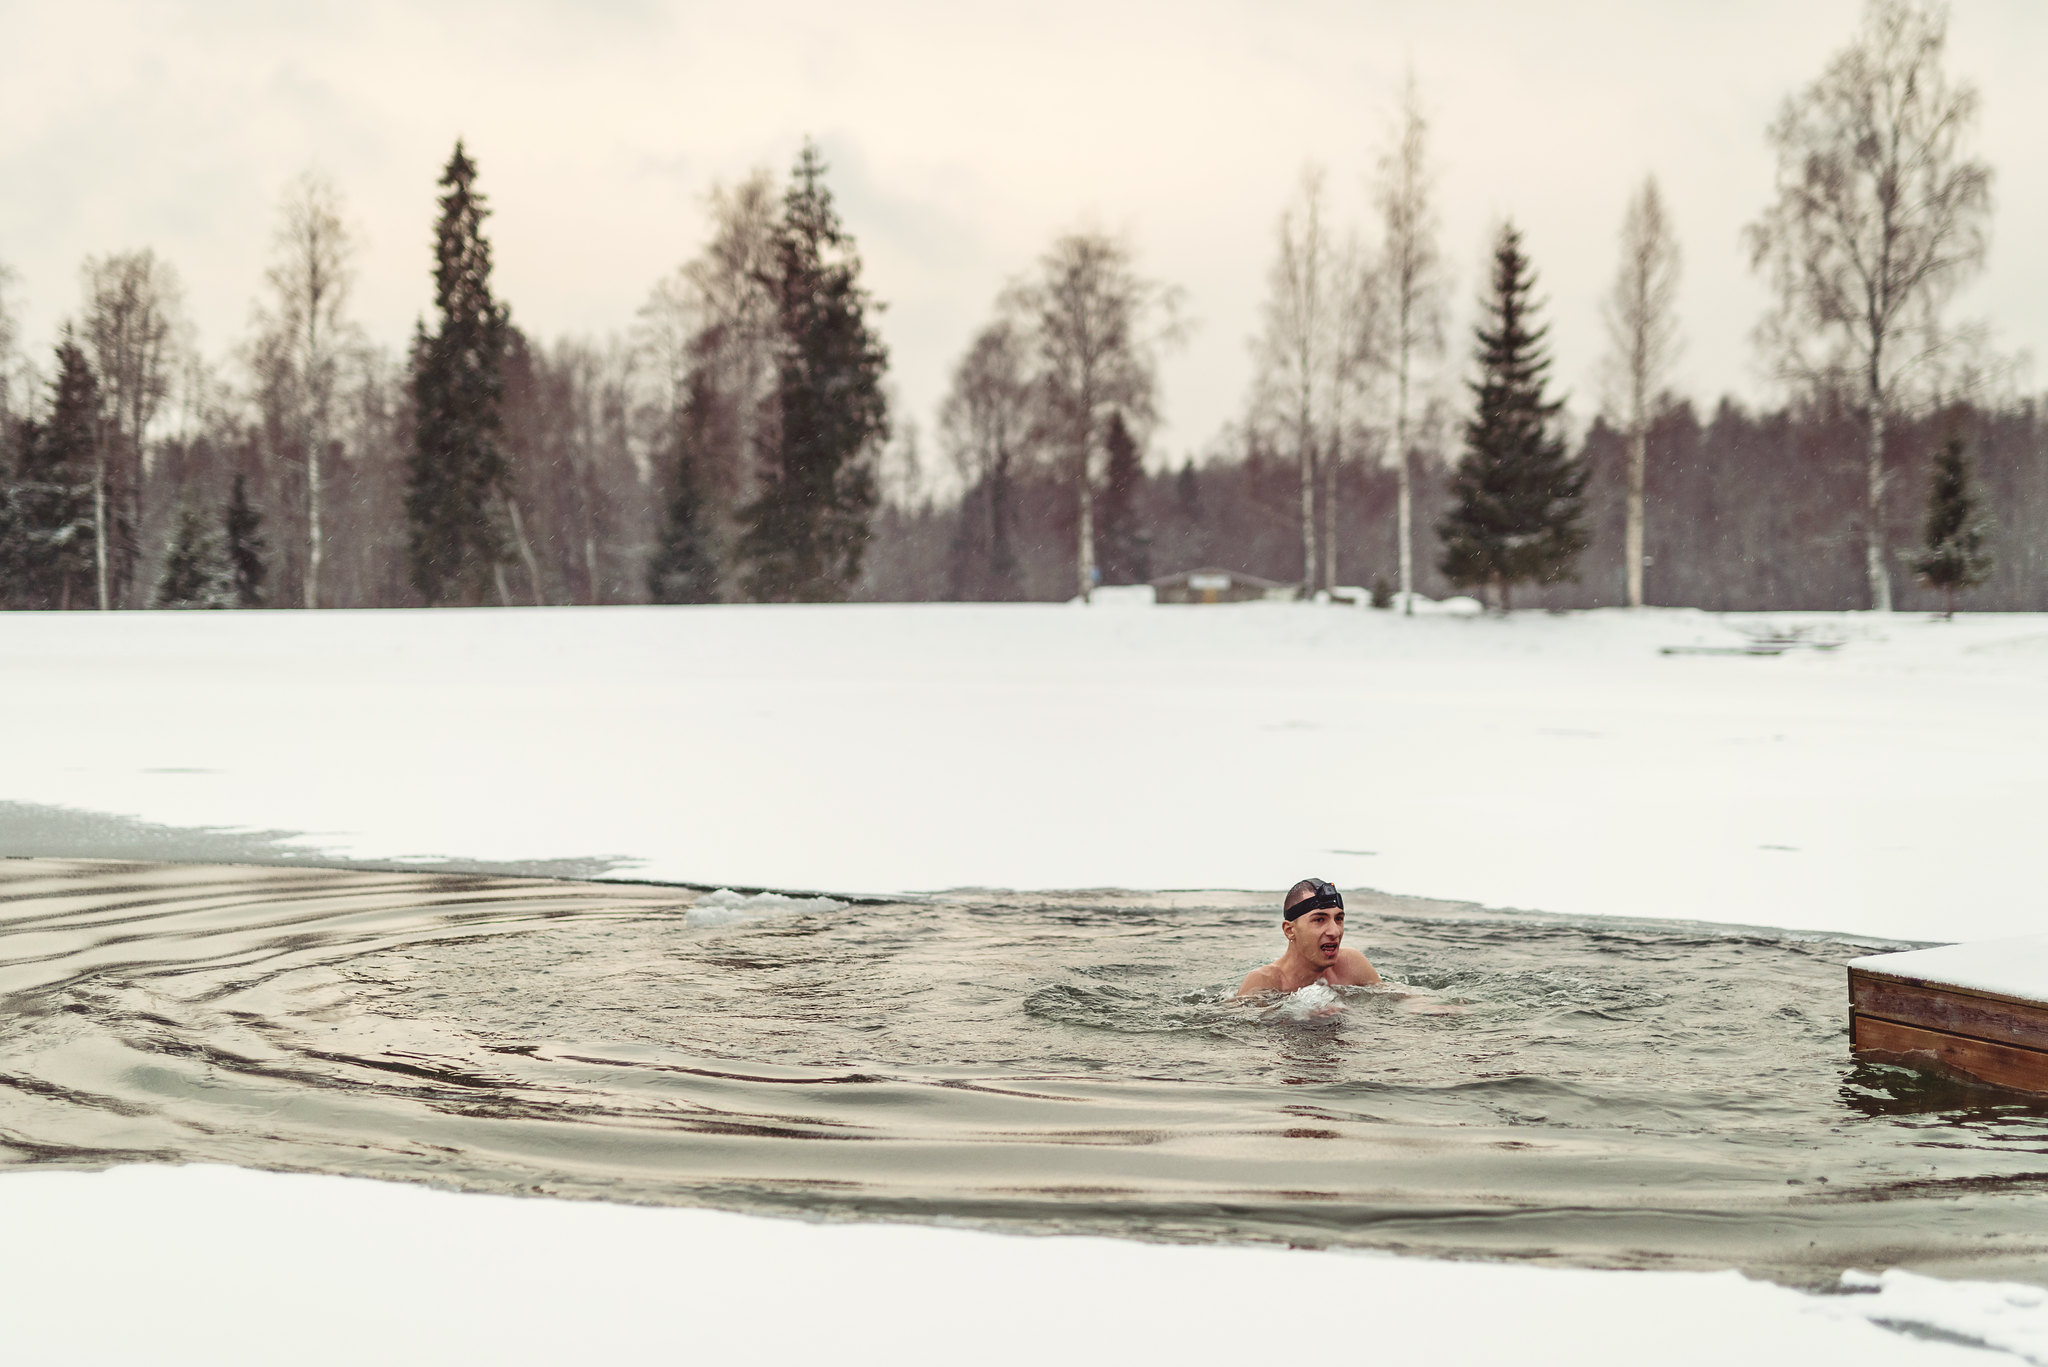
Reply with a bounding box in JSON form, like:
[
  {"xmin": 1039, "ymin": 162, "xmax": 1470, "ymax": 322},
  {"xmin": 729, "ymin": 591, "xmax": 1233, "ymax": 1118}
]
[{"xmin": 2, "ymin": 859, "xmax": 2047, "ymax": 1286}]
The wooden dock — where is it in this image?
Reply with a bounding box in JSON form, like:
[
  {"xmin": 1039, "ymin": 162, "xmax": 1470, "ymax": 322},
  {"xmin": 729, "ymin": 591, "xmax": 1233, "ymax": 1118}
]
[{"xmin": 1848, "ymin": 938, "xmax": 2048, "ymax": 1094}]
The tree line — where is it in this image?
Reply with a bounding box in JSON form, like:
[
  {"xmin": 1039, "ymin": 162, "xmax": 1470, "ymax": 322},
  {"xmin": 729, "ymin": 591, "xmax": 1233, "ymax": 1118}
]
[
  {"xmin": 865, "ymin": 388, "xmax": 2023, "ymax": 614},
  {"xmin": 0, "ymin": 138, "xmax": 888, "ymax": 611},
  {"xmin": 907, "ymin": 0, "xmax": 2005, "ymax": 614},
  {"xmin": 0, "ymin": 0, "xmax": 2019, "ymax": 615}
]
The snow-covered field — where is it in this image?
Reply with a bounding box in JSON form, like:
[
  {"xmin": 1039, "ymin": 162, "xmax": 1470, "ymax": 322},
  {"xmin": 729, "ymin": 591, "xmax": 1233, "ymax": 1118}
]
[{"xmin": 4, "ymin": 601, "xmax": 2047, "ymax": 1364}]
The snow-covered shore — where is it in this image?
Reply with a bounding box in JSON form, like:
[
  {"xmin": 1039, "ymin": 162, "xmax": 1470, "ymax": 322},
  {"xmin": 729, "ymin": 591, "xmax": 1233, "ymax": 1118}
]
[
  {"xmin": 4, "ymin": 601, "xmax": 2047, "ymax": 1364},
  {"xmin": 3, "ymin": 1165, "xmax": 2040, "ymax": 1367}
]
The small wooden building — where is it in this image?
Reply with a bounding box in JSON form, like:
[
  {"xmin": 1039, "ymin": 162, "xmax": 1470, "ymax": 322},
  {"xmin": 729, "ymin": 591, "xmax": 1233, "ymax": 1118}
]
[
  {"xmin": 1150, "ymin": 567, "xmax": 1299, "ymax": 605},
  {"xmin": 1848, "ymin": 937, "xmax": 2048, "ymax": 1094}
]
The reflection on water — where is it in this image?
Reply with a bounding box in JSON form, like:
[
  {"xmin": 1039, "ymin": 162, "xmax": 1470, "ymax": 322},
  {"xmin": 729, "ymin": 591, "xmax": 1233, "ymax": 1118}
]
[{"xmin": 2, "ymin": 858, "xmax": 2046, "ymax": 1286}]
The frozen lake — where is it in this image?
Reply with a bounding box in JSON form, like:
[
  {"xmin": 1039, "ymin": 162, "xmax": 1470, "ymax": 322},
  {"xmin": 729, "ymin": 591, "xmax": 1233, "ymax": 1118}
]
[
  {"xmin": 4, "ymin": 602, "xmax": 2047, "ymax": 1363},
  {"xmin": 4, "ymin": 603, "xmax": 2045, "ymax": 944}
]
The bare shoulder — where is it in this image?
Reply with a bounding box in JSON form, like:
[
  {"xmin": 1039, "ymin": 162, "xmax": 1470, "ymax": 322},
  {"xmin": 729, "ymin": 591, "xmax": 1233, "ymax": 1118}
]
[
  {"xmin": 1235, "ymin": 964, "xmax": 1281, "ymax": 998},
  {"xmin": 1335, "ymin": 948, "xmax": 1381, "ymax": 985}
]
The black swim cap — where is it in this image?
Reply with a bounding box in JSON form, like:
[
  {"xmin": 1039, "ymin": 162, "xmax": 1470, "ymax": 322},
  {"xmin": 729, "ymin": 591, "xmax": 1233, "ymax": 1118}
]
[{"xmin": 1284, "ymin": 878, "xmax": 1343, "ymax": 920}]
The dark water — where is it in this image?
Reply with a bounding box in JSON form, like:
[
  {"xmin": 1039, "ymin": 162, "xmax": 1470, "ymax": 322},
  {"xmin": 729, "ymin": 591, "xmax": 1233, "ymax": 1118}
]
[{"xmin": 4, "ymin": 858, "xmax": 2047, "ymax": 1287}]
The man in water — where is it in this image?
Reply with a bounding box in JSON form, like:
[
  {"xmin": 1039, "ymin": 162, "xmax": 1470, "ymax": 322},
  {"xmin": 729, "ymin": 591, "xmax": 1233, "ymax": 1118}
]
[{"xmin": 1235, "ymin": 878, "xmax": 1382, "ymax": 997}]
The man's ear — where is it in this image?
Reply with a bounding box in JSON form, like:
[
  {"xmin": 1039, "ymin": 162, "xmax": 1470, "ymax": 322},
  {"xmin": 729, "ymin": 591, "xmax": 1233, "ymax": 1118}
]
[{"xmin": 1281, "ymin": 919, "xmax": 1295, "ymax": 944}]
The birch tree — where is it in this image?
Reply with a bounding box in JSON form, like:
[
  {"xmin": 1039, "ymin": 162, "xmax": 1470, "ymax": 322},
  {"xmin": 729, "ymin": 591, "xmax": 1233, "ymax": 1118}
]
[
  {"xmin": 1374, "ymin": 71, "xmax": 1447, "ymax": 615},
  {"xmin": 260, "ymin": 172, "xmax": 358, "ymax": 609},
  {"xmin": 1601, "ymin": 175, "xmax": 1682, "ymax": 609},
  {"xmin": 1252, "ymin": 165, "xmax": 1337, "ymax": 594},
  {"xmin": 559, "ymin": 337, "xmax": 637, "ymax": 604},
  {"xmin": 1324, "ymin": 235, "xmax": 1377, "ymax": 592},
  {"xmin": 637, "ymin": 170, "xmax": 780, "ymax": 544},
  {"xmin": 939, "ymin": 317, "xmax": 1034, "ymax": 600},
  {"xmin": 1745, "ymin": 0, "xmax": 1991, "ymax": 612},
  {"xmin": 1004, "ymin": 230, "xmax": 1183, "ymax": 602},
  {"xmin": 81, "ymin": 249, "xmax": 185, "ymax": 609}
]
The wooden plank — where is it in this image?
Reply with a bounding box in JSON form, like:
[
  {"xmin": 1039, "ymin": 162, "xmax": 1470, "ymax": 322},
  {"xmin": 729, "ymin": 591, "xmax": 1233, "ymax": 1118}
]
[
  {"xmin": 1850, "ymin": 962, "xmax": 2048, "ymax": 1017},
  {"xmin": 1849, "ymin": 968, "xmax": 2048, "ymax": 1053},
  {"xmin": 1852, "ymin": 1015, "xmax": 2048, "ymax": 1094}
]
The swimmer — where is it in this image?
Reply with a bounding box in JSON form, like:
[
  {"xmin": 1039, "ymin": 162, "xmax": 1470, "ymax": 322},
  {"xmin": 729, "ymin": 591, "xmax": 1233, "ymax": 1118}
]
[{"xmin": 1235, "ymin": 878, "xmax": 1382, "ymax": 997}]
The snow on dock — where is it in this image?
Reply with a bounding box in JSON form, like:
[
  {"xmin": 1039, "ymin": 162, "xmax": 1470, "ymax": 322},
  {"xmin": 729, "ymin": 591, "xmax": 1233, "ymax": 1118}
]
[{"xmin": 1850, "ymin": 937, "xmax": 2048, "ymax": 1093}]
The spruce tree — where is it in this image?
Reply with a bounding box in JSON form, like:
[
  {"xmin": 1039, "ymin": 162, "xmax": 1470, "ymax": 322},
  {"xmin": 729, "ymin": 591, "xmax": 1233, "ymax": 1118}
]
[
  {"xmin": 406, "ymin": 141, "xmax": 511, "ymax": 605},
  {"xmin": 0, "ymin": 341, "xmax": 100, "ymax": 609},
  {"xmin": 648, "ymin": 369, "xmax": 721, "ymax": 604},
  {"xmin": 1437, "ymin": 222, "xmax": 1587, "ymax": 612},
  {"xmin": 738, "ymin": 140, "xmax": 889, "ymax": 602},
  {"xmin": 1907, "ymin": 436, "xmax": 1993, "ymax": 618},
  {"xmin": 1096, "ymin": 411, "xmax": 1152, "ymax": 585},
  {"xmin": 223, "ymin": 473, "xmax": 269, "ymax": 607},
  {"xmin": 154, "ymin": 502, "xmax": 235, "ymax": 609}
]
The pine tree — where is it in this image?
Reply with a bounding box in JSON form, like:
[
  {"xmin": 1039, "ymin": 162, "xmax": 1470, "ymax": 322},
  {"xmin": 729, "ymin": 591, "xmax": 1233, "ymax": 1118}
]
[
  {"xmin": 406, "ymin": 141, "xmax": 511, "ymax": 606},
  {"xmin": 1438, "ymin": 223, "xmax": 1587, "ymax": 611},
  {"xmin": 1907, "ymin": 436, "xmax": 1993, "ymax": 618},
  {"xmin": 1096, "ymin": 411, "xmax": 1152, "ymax": 585},
  {"xmin": 738, "ymin": 140, "xmax": 889, "ymax": 602},
  {"xmin": 648, "ymin": 369, "xmax": 721, "ymax": 604},
  {"xmin": 154, "ymin": 502, "xmax": 235, "ymax": 609},
  {"xmin": 223, "ymin": 473, "xmax": 269, "ymax": 607},
  {"xmin": 0, "ymin": 341, "xmax": 100, "ymax": 609}
]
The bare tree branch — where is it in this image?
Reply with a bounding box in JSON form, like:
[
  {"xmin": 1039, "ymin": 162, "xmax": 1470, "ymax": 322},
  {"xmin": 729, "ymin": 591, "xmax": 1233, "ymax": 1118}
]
[
  {"xmin": 1374, "ymin": 68, "xmax": 1447, "ymax": 615},
  {"xmin": 1002, "ymin": 229, "xmax": 1186, "ymax": 602},
  {"xmin": 258, "ymin": 171, "xmax": 360, "ymax": 609},
  {"xmin": 1745, "ymin": 0, "xmax": 1991, "ymax": 611},
  {"xmin": 1251, "ymin": 164, "xmax": 1337, "ymax": 594},
  {"xmin": 635, "ymin": 170, "xmax": 781, "ymax": 567},
  {"xmin": 1601, "ymin": 175, "xmax": 1682, "ymax": 609},
  {"xmin": 940, "ymin": 317, "xmax": 1035, "ymax": 599},
  {"xmin": 81, "ymin": 248, "xmax": 187, "ymax": 609}
]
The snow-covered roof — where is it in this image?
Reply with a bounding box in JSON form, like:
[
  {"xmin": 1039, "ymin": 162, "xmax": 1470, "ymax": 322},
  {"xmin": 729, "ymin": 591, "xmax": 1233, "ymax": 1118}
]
[{"xmin": 1148, "ymin": 566, "xmax": 1293, "ymax": 590}]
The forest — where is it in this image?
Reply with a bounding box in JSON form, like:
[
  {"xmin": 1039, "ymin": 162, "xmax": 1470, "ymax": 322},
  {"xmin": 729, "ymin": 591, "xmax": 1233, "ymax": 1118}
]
[{"xmin": 0, "ymin": 0, "xmax": 2028, "ymax": 616}]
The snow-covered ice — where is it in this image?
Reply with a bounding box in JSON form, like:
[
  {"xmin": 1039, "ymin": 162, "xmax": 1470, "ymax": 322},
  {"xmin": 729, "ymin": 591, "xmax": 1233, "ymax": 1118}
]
[
  {"xmin": 4, "ymin": 601, "xmax": 2047, "ymax": 1364},
  {"xmin": 0, "ymin": 1165, "xmax": 2031, "ymax": 1367},
  {"xmin": 3, "ymin": 602, "xmax": 2045, "ymax": 942},
  {"xmin": 685, "ymin": 886, "xmax": 851, "ymax": 927},
  {"xmin": 1830, "ymin": 1269, "xmax": 2048, "ymax": 1364}
]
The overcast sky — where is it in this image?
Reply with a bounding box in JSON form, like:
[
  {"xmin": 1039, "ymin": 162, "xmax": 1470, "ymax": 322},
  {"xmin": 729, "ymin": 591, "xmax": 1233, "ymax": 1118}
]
[{"xmin": 2, "ymin": 1, "xmax": 2042, "ymax": 476}]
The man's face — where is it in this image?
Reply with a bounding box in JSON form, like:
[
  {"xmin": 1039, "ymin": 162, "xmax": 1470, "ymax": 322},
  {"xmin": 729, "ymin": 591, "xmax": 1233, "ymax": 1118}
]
[{"xmin": 1284, "ymin": 907, "xmax": 1344, "ymax": 969}]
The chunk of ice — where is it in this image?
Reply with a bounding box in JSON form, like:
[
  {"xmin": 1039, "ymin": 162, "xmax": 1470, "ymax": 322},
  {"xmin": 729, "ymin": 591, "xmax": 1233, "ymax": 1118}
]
[{"xmin": 686, "ymin": 888, "xmax": 848, "ymax": 929}]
